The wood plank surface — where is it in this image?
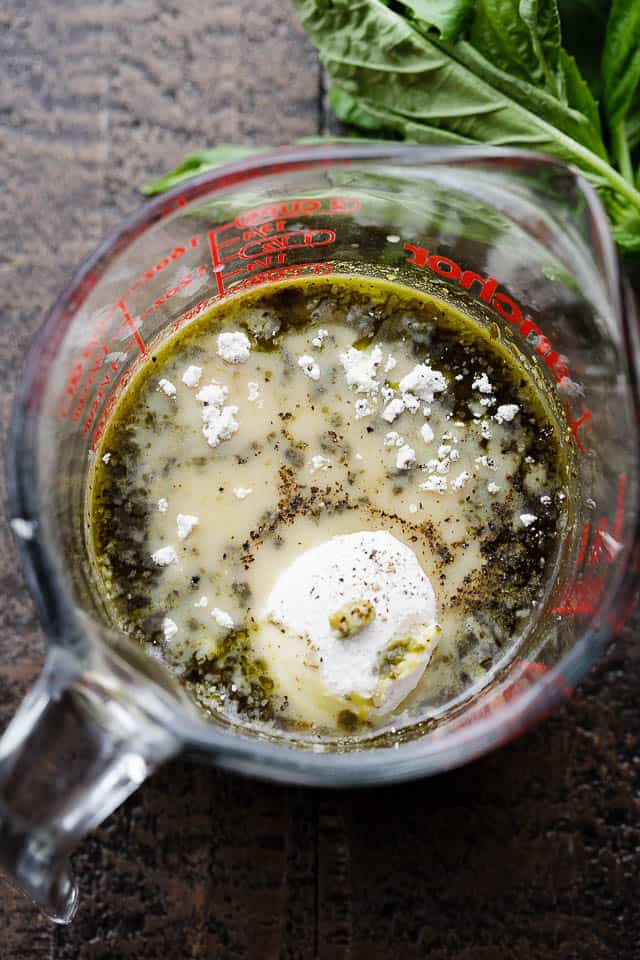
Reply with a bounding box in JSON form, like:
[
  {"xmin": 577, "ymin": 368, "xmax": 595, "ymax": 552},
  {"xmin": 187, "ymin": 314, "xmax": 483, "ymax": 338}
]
[{"xmin": 1, "ymin": 2, "xmax": 640, "ymax": 958}]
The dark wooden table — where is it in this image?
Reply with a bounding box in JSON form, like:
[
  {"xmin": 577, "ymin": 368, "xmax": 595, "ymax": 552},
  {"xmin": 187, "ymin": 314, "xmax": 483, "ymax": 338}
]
[{"xmin": 2, "ymin": 3, "xmax": 640, "ymax": 957}]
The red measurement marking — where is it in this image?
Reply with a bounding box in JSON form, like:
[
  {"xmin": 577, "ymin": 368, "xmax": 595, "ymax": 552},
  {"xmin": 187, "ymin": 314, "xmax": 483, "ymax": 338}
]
[
  {"xmin": 588, "ymin": 516, "xmax": 609, "ymax": 566},
  {"xmin": 552, "ymin": 473, "xmax": 631, "ymax": 621},
  {"xmin": 116, "ymin": 245, "xmax": 191, "ymax": 306},
  {"xmin": 137, "ymin": 264, "xmax": 209, "ymax": 325},
  {"xmin": 241, "ymin": 219, "xmax": 287, "ymax": 242},
  {"xmin": 68, "ymin": 349, "xmax": 111, "ymax": 423},
  {"xmin": 564, "ymin": 400, "xmax": 592, "ymax": 454},
  {"xmin": 234, "ymin": 196, "xmax": 360, "ymax": 228},
  {"xmin": 575, "ymin": 521, "xmax": 591, "ymax": 568},
  {"xmin": 58, "ymin": 307, "xmax": 114, "ymax": 417},
  {"xmin": 238, "ymin": 228, "xmax": 335, "ymax": 260},
  {"xmin": 90, "ymin": 361, "xmax": 141, "ymax": 450},
  {"xmin": 208, "ymin": 232, "xmax": 225, "ymax": 298},
  {"xmin": 452, "ymin": 660, "xmax": 571, "ymax": 743},
  {"xmin": 82, "ymin": 367, "xmax": 117, "ymax": 435},
  {"xmin": 208, "ymin": 223, "xmax": 335, "ymax": 295},
  {"xmin": 613, "ymin": 473, "xmax": 627, "ymax": 540},
  {"xmin": 91, "ymin": 394, "xmax": 117, "ymax": 449},
  {"xmin": 207, "ymin": 196, "xmax": 359, "ymax": 298},
  {"xmin": 117, "ymin": 300, "xmax": 146, "ymax": 355},
  {"xmin": 504, "ymin": 661, "xmax": 572, "ymax": 702},
  {"xmin": 552, "ymin": 574, "xmax": 609, "ymax": 616},
  {"xmin": 235, "ymin": 261, "xmax": 333, "ymax": 291},
  {"xmin": 171, "ymin": 298, "xmax": 216, "ymax": 333},
  {"xmin": 247, "ymin": 256, "xmax": 287, "ymax": 272},
  {"xmin": 60, "ymin": 197, "xmax": 360, "ymax": 433}
]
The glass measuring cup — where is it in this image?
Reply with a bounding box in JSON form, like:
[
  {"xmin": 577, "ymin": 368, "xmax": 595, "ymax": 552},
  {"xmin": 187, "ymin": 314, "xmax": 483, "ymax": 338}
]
[{"xmin": 2, "ymin": 144, "xmax": 639, "ymax": 923}]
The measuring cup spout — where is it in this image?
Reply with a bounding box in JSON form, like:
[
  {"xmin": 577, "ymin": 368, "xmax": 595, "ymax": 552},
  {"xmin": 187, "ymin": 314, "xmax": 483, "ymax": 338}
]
[{"xmin": 0, "ymin": 643, "xmax": 179, "ymax": 922}]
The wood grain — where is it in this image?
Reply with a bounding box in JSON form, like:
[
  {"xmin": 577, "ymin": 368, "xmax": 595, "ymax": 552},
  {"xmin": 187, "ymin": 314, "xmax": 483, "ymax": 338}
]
[{"xmin": 2, "ymin": 1, "xmax": 640, "ymax": 958}]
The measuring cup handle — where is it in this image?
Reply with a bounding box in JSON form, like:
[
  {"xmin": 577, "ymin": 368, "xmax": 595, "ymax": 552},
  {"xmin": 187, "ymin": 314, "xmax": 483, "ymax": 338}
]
[{"xmin": 0, "ymin": 645, "xmax": 179, "ymax": 923}]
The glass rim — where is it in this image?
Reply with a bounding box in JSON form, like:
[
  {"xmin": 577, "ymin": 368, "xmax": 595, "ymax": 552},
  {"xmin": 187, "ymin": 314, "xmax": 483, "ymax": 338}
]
[{"xmin": 7, "ymin": 142, "xmax": 636, "ymax": 786}]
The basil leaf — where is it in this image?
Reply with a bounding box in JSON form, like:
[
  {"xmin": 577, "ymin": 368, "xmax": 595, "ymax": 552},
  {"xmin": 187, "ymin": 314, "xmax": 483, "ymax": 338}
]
[
  {"xmin": 330, "ymin": 86, "xmax": 395, "ymax": 133},
  {"xmin": 140, "ymin": 137, "xmax": 382, "ymax": 196},
  {"xmin": 293, "ymin": 0, "xmax": 640, "ymax": 244},
  {"xmin": 557, "ymin": 48, "xmax": 601, "ymax": 135},
  {"xmin": 612, "ymin": 226, "xmax": 640, "ymax": 254},
  {"xmin": 469, "ymin": 0, "xmax": 562, "ymax": 95},
  {"xmin": 384, "ymin": 0, "xmax": 474, "ymax": 40},
  {"xmin": 602, "ymin": 0, "xmax": 640, "ymax": 130},
  {"xmin": 297, "ymin": 0, "xmax": 606, "ymax": 153},
  {"xmin": 469, "ymin": 0, "xmax": 599, "ymax": 126},
  {"xmin": 141, "ymin": 145, "xmax": 263, "ymax": 195},
  {"xmin": 331, "ymin": 85, "xmax": 477, "ymax": 142},
  {"xmin": 518, "ymin": 0, "xmax": 562, "ymax": 94}
]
